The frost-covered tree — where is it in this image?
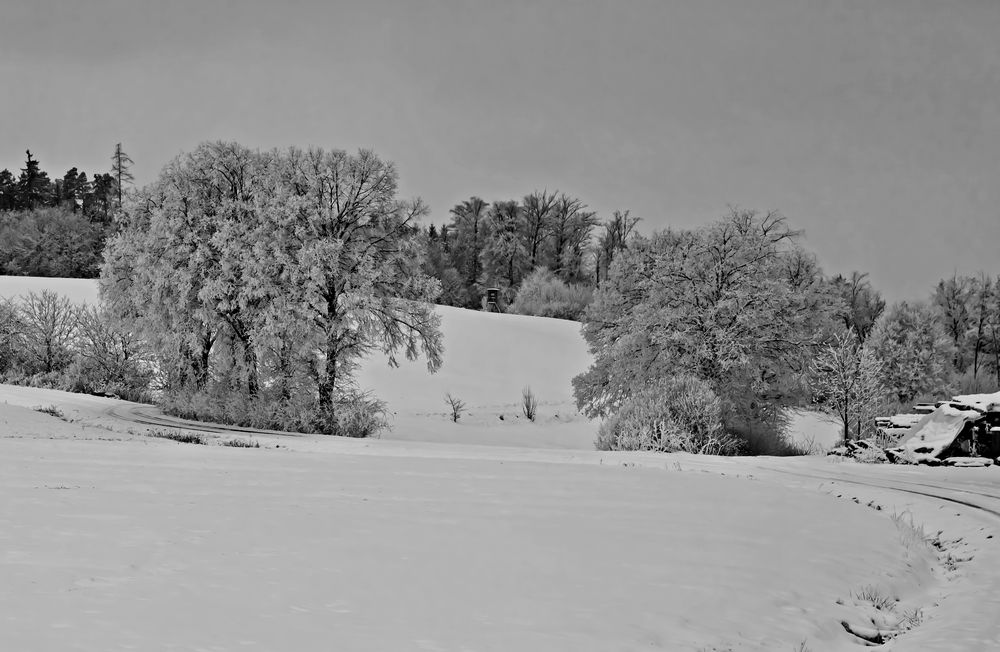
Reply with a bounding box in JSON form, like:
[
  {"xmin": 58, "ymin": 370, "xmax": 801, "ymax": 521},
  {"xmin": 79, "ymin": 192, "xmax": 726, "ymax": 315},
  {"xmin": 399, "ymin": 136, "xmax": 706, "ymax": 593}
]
[
  {"xmin": 250, "ymin": 146, "xmax": 443, "ymax": 412},
  {"xmin": 933, "ymin": 274, "xmax": 976, "ymax": 372},
  {"xmin": 575, "ymin": 208, "xmax": 832, "ymax": 448},
  {"xmin": 977, "ymin": 277, "xmax": 1000, "ymax": 387},
  {"xmin": 810, "ymin": 329, "xmax": 885, "ymax": 443},
  {"xmin": 868, "ymin": 301, "xmax": 955, "ymax": 404},
  {"xmin": 102, "ymin": 142, "xmax": 442, "ymax": 433},
  {"xmin": 509, "ymin": 267, "xmax": 592, "ymax": 320},
  {"xmin": 544, "ymin": 194, "xmax": 598, "ymax": 284},
  {"xmin": 0, "ymin": 299, "xmax": 23, "ymax": 374},
  {"xmin": 481, "ymin": 199, "xmax": 529, "ymax": 294},
  {"xmin": 447, "ymin": 197, "xmax": 490, "ymax": 297}
]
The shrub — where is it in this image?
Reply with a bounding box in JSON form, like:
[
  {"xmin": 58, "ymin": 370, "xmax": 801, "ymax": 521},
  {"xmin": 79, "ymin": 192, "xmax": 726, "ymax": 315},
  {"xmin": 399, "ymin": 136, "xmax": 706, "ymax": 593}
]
[
  {"xmin": 147, "ymin": 429, "xmax": 205, "ymax": 444},
  {"xmin": 521, "ymin": 386, "xmax": 538, "ymax": 421},
  {"xmin": 595, "ymin": 375, "xmax": 740, "ymax": 454},
  {"xmin": 0, "ymin": 299, "xmax": 24, "ymax": 374},
  {"xmin": 160, "ymin": 382, "xmax": 390, "ymax": 438},
  {"xmin": 33, "ymin": 404, "xmax": 66, "ymax": 420},
  {"xmin": 221, "ymin": 438, "xmax": 260, "ymax": 448},
  {"xmin": 510, "ymin": 267, "xmax": 593, "ymax": 321},
  {"xmin": 317, "ymin": 389, "xmax": 390, "ymax": 438}
]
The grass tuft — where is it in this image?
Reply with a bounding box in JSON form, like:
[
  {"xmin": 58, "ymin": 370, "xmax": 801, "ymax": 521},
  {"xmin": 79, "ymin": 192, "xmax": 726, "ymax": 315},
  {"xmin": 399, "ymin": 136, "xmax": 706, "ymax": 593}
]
[
  {"xmin": 147, "ymin": 429, "xmax": 205, "ymax": 445},
  {"xmin": 221, "ymin": 437, "xmax": 260, "ymax": 448},
  {"xmin": 33, "ymin": 404, "xmax": 66, "ymax": 420},
  {"xmin": 854, "ymin": 585, "xmax": 896, "ymax": 611}
]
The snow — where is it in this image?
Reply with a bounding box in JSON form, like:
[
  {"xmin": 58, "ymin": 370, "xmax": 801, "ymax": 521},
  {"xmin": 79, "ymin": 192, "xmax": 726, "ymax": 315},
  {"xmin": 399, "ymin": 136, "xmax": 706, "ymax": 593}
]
[
  {"xmin": 899, "ymin": 404, "xmax": 982, "ymax": 460},
  {"xmin": 784, "ymin": 408, "xmax": 843, "ymax": 452},
  {"xmin": 952, "ymin": 391, "xmax": 1000, "ymax": 412},
  {"xmin": 0, "ymin": 400, "xmax": 944, "ymax": 651},
  {"xmin": 5, "ymin": 276, "xmax": 1000, "ymax": 649}
]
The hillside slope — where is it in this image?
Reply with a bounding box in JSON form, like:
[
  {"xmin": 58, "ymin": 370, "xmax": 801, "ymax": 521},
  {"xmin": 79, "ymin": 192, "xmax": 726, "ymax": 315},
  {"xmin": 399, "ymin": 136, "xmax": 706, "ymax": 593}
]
[
  {"xmin": 0, "ymin": 276, "xmax": 599, "ymax": 448},
  {"xmin": 0, "ymin": 276, "xmax": 840, "ymax": 450}
]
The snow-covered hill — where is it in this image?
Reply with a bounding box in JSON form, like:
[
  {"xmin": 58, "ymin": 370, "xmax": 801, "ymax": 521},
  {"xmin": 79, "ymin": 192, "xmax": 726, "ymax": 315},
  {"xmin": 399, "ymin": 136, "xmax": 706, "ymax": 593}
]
[
  {"xmin": 0, "ymin": 276, "xmax": 845, "ymax": 450},
  {"xmin": 4, "ymin": 276, "xmax": 997, "ymax": 650},
  {"xmin": 0, "ymin": 276, "xmax": 598, "ymax": 448}
]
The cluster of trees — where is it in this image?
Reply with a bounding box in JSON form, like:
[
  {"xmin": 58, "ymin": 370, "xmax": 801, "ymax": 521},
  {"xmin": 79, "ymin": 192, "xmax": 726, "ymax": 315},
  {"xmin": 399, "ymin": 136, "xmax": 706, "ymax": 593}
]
[
  {"xmin": 101, "ymin": 141, "xmax": 442, "ymax": 436},
  {"xmin": 419, "ymin": 194, "xmax": 638, "ymax": 314},
  {"xmin": 0, "ymin": 146, "xmax": 133, "ymax": 277},
  {"xmin": 575, "ymin": 208, "xmax": 1000, "ymax": 454},
  {"xmin": 0, "ymin": 290, "xmax": 151, "ymax": 400},
  {"xmin": 4, "ymin": 140, "xmax": 997, "ymax": 452}
]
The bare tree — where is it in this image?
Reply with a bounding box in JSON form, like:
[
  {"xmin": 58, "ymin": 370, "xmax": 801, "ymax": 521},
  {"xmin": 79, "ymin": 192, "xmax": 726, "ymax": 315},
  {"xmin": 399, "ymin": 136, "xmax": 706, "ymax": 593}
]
[
  {"xmin": 445, "ymin": 393, "xmax": 466, "ymax": 422},
  {"xmin": 522, "ymin": 190, "xmax": 557, "ymax": 270},
  {"xmin": 595, "ymin": 209, "xmax": 640, "ymax": 286},
  {"xmin": 16, "ymin": 290, "xmax": 78, "ymax": 373}
]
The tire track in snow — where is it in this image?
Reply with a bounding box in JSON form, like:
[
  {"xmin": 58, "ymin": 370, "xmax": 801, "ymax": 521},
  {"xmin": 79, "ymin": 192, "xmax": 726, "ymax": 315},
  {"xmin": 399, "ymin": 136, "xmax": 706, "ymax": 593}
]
[
  {"xmin": 756, "ymin": 465, "xmax": 1000, "ymax": 519},
  {"xmin": 103, "ymin": 404, "xmax": 303, "ymax": 438}
]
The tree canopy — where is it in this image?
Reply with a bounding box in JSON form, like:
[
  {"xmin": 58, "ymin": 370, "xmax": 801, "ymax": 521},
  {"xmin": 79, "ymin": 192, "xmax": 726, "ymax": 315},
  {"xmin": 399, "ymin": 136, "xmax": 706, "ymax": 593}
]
[{"xmin": 101, "ymin": 141, "xmax": 442, "ymax": 433}]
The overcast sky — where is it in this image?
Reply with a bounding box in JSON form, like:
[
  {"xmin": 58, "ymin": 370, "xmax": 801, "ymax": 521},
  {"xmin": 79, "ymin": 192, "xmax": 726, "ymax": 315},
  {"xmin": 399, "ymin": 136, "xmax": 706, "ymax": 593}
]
[{"xmin": 2, "ymin": 0, "xmax": 998, "ymax": 301}]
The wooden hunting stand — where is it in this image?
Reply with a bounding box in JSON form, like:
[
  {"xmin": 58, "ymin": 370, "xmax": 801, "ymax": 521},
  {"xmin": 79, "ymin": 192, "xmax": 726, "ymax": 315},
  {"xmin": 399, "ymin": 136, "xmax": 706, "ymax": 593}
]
[{"xmin": 485, "ymin": 287, "xmax": 502, "ymax": 313}]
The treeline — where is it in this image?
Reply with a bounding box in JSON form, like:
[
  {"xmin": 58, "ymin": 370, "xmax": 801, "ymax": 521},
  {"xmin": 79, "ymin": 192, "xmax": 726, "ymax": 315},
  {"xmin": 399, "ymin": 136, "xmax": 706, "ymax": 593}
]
[
  {"xmin": 0, "ymin": 146, "xmax": 133, "ymax": 278},
  {"xmin": 419, "ymin": 197, "xmax": 639, "ymax": 318},
  {"xmin": 3, "ymin": 139, "xmax": 997, "ymax": 452}
]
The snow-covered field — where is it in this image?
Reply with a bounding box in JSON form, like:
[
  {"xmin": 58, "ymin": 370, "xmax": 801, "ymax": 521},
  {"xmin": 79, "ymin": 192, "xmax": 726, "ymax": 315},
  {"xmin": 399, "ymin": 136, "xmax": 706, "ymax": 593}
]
[{"xmin": 3, "ymin": 276, "xmax": 1000, "ymax": 650}]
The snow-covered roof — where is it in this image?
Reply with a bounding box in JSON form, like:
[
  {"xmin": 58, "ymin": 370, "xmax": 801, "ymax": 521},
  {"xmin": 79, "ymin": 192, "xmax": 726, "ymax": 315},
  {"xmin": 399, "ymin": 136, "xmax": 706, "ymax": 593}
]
[{"xmin": 951, "ymin": 391, "xmax": 1000, "ymax": 413}]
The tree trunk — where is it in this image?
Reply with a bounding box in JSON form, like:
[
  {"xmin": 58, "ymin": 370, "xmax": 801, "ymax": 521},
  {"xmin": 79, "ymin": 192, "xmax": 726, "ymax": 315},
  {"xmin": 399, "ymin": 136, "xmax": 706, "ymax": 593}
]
[
  {"xmin": 318, "ymin": 290, "xmax": 340, "ymax": 413},
  {"xmin": 244, "ymin": 343, "xmax": 258, "ymax": 397},
  {"xmin": 191, "ymin": 331, "xmax": 213, "ymax": 388},
  {"xmin": 319, "ymin": 336, "xmax": 338, "ymax": 412}
]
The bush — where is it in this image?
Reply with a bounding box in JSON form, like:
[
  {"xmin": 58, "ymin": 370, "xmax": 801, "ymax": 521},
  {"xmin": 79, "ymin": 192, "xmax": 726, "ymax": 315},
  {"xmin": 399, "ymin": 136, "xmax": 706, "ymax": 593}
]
[
  {"xmin": 160, "ymin": 384, "xmax": 390, "ymax": 438},
  {"xmin": 147, "ymin": 429, "xmax": 205, "ymax": 444},
  {"xmin": 510, "ymin": 267, "xmax": 593, "ymax": 321},
  {"xmin": 0, "ymin": 299, "xmax": 23, "ymax": 374},
  {"xmin": 595, "ymin": 375, "xmax": 740, "ymax": 455},
  {"xmin": 221, "ymin": 438, "xmax": 260, "ymax": 448},
  {"xmin": 521, "ymin": 386, "xmax": 538, "ymax": 421},
  {"xmin": 317, "ymin": 389, "xmax": 390, "ymax": 438}
]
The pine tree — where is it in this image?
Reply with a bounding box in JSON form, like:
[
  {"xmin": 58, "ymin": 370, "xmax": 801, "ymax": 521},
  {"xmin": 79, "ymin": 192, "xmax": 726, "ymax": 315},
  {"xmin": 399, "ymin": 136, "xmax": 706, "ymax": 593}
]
[
  {"xmin": 61, "ymin": 167, "xmax": 90, "ymax": 211},
  {"xmin": 17, "ymin": 150, "xmax": 51, "ymax": 210},
  {"xmin": 85, "ymin": 173, "xmax": 116, "ymax": 224},
  {"xmin": 0, "ymin": 169, "xmax": 16, "ymax": 211},
  {"xmin": 110, "ymin": 143, "xmax": 135, "ymax": 209}
]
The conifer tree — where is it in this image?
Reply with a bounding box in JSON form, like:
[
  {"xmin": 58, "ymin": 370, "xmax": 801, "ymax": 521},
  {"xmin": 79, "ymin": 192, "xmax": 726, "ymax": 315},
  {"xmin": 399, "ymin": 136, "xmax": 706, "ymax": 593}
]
[
  {"xmin": 110, "ymin": 143, "xmax": 134, "ymax": 209},
  {"xmin": 17, "ymin": 150, "xmax": 50, "ymax": 210}
]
